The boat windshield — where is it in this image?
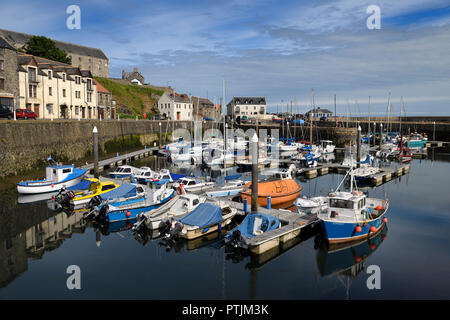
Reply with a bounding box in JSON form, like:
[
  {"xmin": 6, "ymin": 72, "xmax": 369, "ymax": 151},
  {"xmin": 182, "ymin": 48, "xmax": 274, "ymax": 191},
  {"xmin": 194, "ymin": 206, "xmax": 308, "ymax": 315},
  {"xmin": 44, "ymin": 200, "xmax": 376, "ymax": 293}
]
[{"xmin": 330, "ymin": 199, "xmax": 354, "ymax": 209}]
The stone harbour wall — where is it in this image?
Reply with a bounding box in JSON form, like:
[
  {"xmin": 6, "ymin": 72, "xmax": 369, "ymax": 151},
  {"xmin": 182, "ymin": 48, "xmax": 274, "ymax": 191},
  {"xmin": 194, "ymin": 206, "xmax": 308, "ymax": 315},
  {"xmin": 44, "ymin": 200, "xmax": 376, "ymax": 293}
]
[{"xmin": 0, "ymin": 119, "xmax": 197, "ymax": 177}]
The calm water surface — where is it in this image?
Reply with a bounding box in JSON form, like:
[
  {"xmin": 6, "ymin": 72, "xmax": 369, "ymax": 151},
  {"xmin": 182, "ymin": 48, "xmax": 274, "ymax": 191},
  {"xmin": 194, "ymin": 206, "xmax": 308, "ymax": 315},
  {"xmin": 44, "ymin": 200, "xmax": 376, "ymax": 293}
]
[{"xmin": 1, "ymin": 147, "xmax": 450, "ymax": 299}]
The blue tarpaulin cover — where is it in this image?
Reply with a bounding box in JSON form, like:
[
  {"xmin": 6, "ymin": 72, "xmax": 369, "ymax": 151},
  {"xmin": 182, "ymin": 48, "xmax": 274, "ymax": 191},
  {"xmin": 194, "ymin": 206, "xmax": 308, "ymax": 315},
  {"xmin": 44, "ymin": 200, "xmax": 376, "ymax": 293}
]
[
  {"xmin": 226, "ymin": 213, "xmax": 279, "ymax": 239},
  {"xmin": 179, "ymin": 203, "xmax": 223, "ymax": 227},
  {"xmin": 99, "ymin": 183, "xmax": 136, "ymax": 201},
  {"xmin": 170, "ymin": 173, "xmax": 186, "ymax": 181},
  {"xmin": 225, "ymin": 174, "xmax": 242, "ymax": 181},
  {"xmin": 67, "ymin": 179, "xmax": 92, "ymax": 191}
]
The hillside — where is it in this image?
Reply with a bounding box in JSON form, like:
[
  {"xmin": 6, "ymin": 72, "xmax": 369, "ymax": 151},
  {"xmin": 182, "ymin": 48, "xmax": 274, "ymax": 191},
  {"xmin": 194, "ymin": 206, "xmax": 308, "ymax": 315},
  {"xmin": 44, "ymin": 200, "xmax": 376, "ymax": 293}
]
[{"xmin": 95, "ymin": 77, "xmax": 165, "ymax": 118}]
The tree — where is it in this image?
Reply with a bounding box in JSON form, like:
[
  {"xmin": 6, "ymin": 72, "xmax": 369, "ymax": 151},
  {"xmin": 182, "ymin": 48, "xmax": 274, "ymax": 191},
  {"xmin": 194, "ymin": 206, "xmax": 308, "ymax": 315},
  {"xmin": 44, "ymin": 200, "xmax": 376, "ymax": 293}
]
[{"xmin": 22, "ymin": 36, "xmax": 72, "ymax": 64}]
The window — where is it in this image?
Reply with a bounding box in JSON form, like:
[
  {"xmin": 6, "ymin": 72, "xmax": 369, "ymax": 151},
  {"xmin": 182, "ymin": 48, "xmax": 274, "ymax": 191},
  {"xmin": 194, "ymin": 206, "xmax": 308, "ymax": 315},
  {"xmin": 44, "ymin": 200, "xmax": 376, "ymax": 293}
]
[
  {"xmin": 49, "ymin": 87, "xmax": 52, "ymax": 96},
  {"xmin": 0, "ymin": 48, "xmax": 4, "ymax": 55},
  {"xmin": 62, "ymin": 73, "xmax": 66, "ymax": 82},
  {"xmin": 75, "ymin": 76, "xmax": 81, "ymax": 84},
  {"xmin": 0, "ymin": 60, "xmax": 4, "ymax": 71},
  {"xmin": 28, "ymin": 67, "xmax": 37, "ymax": 82},
  {"xmin": 62, "ymin": 168, "xmax": 72, "ymax": 173},
  {"xmin": 87, "ymin": 92, "xmax": 92, "ymax": 102},
  {"xmin": 28, "ymin": 84, "xmax": 37, "ymax": 98},
  {"xmin": 75, "ymin": 106, "xmax": 79, "ymax": 115},
  {"xmin": 48, "ymin": 70, "xmax": 52, "ymax": 79},
  {"xmin": 101, "ymin": 184, "xmax": 116, "ymax": 191},
  {"xmin": 87, "ymin": 79, "xmax": 92, "ymax": 90},
  {"xmin": 0, "ymin": 78, "xmax": 4, "ymax": 90},
  {"xmin": 63, "ymin": 89, "xmax": 66, "ymax": 97}
]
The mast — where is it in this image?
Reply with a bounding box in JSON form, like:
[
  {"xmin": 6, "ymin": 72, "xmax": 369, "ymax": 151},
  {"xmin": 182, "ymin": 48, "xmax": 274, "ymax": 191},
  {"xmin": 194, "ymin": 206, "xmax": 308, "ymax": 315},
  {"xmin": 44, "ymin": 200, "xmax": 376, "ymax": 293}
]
[
  {"xmin": 386, "ymin": 92, "xmax": 391, "ymax": 136},
  {"xmin": 368, "ymin": 96, "xmax": 371, "ymax": 137},
  {"xmin": 310, "ymin": 89, "xmax": 314, "ymax": 146}
]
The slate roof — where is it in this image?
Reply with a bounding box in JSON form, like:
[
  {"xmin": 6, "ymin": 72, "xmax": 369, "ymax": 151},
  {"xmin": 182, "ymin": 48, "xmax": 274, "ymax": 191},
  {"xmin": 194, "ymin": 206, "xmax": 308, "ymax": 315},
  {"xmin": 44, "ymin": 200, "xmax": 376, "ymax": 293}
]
[
  {"xmin": 0, "ymin": 28, "xmax": 108, "ymax": 60},
  {"xmin": 306, "ymin": 107, "xmax": 333, "ymax": 114},
  {"xmin": 229, "ymin": 97, "xmax": 266, "ymax": 106},
  {"xmin": 0, "ymin": 36, "xmax": 15, "ymax": 50},
  {"xmin": 170, "ymin": 93, "xmax": 190, "ymax": 103}
]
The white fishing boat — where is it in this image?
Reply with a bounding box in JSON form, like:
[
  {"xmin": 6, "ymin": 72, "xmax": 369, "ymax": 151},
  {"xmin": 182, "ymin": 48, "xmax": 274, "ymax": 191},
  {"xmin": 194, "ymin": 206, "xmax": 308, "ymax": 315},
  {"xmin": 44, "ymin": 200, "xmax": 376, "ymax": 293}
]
[
  {"xmin": 134, "ymin": 193, "xmax": 206, "ymax": 230},
  {"xmin": 173, "ymin": 177, "xmax": 214, "ymax": 193},
  {"xmin": 17, "ymin": 164, "xmax": 87, "ymax": 194},
  {"xmin": 109, "ymin": 165, "xmax": 141, "ymax": 179}
]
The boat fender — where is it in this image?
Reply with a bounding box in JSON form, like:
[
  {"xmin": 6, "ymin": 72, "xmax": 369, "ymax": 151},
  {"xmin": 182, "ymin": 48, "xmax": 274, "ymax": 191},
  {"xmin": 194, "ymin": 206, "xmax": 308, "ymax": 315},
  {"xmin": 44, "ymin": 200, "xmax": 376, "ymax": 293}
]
[
  {"xmin": 369, "ymin": 226, "xmax": 377, "ymax": 233},
  {"xmin": 355, "ymin": 226, "xmax": 362, "ymax": 233}
]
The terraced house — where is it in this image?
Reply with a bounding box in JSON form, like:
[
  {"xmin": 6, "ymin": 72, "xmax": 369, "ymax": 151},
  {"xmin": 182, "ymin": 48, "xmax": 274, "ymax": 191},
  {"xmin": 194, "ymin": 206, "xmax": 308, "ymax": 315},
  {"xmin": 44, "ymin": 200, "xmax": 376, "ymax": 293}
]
[
  {"xmin": 0, "ymin": 36, "xmax": 19, "ymax": 113},
  {"xmin": 17, "ymin": 53, "xmax": 99, "ymax": 119},
  {"xmin": 227, "ymin": 96, "xmax": 267, "ymax": 121}
]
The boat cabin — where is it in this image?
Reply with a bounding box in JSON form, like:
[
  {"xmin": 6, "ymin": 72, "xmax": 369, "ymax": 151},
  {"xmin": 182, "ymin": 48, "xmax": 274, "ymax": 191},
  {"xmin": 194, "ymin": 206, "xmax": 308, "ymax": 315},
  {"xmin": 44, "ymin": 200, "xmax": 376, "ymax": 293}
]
[
  {"xmin": 178, "ymin": 194, "xmax": 201, "ymax": 211},
  {"xmin": 178, "ymin": 177, "xmax": 198, "ymax": 186},
  {"xmin": 46, "ymin": 165, "xmax": 75, "ymax": 182},
  {"xmin": 323, "ymin": 191, "xmax": 368, "ymax": 222}
]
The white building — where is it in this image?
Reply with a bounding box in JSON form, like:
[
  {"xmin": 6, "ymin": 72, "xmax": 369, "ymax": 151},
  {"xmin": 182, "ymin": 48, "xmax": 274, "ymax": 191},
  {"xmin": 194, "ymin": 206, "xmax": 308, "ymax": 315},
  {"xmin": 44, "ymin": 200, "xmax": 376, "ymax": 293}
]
[
  {"xmin": 227, "ymin": 96, "xmax": 267, "ymax": 121},
  {"xmin": 157, "ymin": 92, "xmax": 193, "ymax": 121}
]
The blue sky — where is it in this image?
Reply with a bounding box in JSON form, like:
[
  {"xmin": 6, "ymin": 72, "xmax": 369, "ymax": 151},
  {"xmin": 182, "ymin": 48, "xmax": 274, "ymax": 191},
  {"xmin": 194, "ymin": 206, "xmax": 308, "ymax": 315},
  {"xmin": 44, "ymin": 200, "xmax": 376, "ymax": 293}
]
[{"xmin": 1, "ymin": 0, "xmax": 450, "ymax": 115}]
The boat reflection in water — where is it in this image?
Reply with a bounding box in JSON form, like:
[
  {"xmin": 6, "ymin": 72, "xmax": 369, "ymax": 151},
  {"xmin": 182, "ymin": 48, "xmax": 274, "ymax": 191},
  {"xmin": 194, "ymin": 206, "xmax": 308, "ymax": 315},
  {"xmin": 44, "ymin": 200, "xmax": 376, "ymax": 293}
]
[{"xmin": 315, "ymin": 224, "xmax": 388, "ymax": 298}]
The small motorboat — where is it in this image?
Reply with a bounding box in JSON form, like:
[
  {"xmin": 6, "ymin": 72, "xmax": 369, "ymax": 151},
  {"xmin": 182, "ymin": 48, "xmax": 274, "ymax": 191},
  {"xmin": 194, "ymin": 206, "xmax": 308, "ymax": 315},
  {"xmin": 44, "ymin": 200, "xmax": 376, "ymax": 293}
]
[
  {"xmin": 202, "ymin": 147, "xmax": 235, "ymax": 166},
  {"xmin": 224, "ymin": 213, "xmax": 280, "ymax": 250},
  {"xmin": 240, "ymin": 178, "xmax": 302, "ymax": 208},
  {"xmin": 86, "ymin": 183, "xmax": 147, "ymax": 210},
  {"xmin": 318, "ymin": 140, "xmax": 336, "ymax": 154},
  {"xmin": 295, "ymin": 195, "xmax": 328, "ymax": 214},
  {"xmin": 353, "ymin": 165, "xmax": 380, "ymax": 181},
  {"xmin": 205, "ymin": 179, "xmax": 246, "ymax": 198},
  {"xmin": 133, "ymin": 193, "xmax": 206, "ymax": 231},
  {"xmin": 92, "ymin": 179, "xmax": 176, "ymax": 222},
  {"xmin": 51, "ymin": 178, "xmax": 119, "ymax": 210},
  {"xmin": 135, "ymin": 168, "xmax": 186, "ymax": 184},
  {"xmin": 163, "ymin": 202, "xmax": 237, "ymax": 240},
  {"xmin": 173, "ymin": 177, "xmax": 214, "ymax": 193},
  {"xmin": 133, "ymin": 167, "xmax": 158, "ymax": 182},
  {"xmin": 17, "ymin": 164, "xmax": 86, "ymax": 194},
  {"xmin": 109, "ymin": 165, "xmax": 141, "ymax": 179}
]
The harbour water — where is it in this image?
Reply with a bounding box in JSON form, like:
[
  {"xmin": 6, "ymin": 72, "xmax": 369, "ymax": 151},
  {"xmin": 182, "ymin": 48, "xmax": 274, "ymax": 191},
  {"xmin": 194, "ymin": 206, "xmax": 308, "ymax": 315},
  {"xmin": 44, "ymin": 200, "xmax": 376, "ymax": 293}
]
[{"xmin": 1, "ymin": 147, "xmax": 450, "ymax": 299}]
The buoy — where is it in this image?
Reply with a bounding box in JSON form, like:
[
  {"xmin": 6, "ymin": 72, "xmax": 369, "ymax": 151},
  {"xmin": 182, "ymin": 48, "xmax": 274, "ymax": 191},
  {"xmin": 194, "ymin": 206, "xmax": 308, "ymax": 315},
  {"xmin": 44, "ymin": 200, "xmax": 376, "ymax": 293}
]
[
  {"xmin": 51, "ymin": 184, "xmax": 54, "ymax": 188},
  {"xmin": 383, "ymin": 218, "xmax": 388, "ymax": 223},
  {"xmin": 355, "ymin": 226, "xmax": 362, "ymax": 233},
  {"xmin": 370, "ymin": 226, "xmax": 377, "ymax": 232},
  {"xmin": 126, "ymin": 211, "xmax": 131, "ymax": 217},
  {"xmin": 376, "ymin": 205, "xmax": 382, "ymax": 211},
  {"xmin": 370, "ymin": 243, "xmax": 376, "ymax": 250},
  {"xmin": 354, "ymin": 256, "xmax": 361, "ymax": 263}
]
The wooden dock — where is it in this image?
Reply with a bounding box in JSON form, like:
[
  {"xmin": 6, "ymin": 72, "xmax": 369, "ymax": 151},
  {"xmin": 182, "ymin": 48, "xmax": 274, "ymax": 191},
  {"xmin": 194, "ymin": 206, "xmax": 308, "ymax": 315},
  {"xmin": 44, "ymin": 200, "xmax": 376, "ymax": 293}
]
[
  {"xmin": 295, "ymin": 162, "xmax": 410, "ymax": 186},
  {"xmin": 216, "ymin": 199, "xmax": 318, "ymax": 255},
  {"xmin": 81, "ymin": 147, "xmax": 159, "ymax": 174}
]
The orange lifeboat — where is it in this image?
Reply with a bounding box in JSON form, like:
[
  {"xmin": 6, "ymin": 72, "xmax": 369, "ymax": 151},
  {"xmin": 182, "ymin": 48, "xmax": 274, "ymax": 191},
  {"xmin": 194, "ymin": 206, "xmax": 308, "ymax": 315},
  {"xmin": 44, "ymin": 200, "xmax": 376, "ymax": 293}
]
[{"xmin": 240, "ymin": 178, "xmax": 302, "ymax": 208}]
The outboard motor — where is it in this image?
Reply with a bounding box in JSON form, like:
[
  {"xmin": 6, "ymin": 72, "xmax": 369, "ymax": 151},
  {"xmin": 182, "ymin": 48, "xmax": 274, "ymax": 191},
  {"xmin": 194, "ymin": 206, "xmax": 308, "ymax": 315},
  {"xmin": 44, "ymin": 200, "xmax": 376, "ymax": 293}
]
[
  {"xmin": 57, "ymin": 190, "xmax": 75, "ymax": 207},
  {"xmin": 88, "ymin": 195, "xmax": 103, "ymax": 209},
  {"xmin": 227, "ymin": 230, "xmax": 243, "ymax": 248},
  {"xmin": 132, "ymin": 213, "xmax": 147, "ymax": 232},
  {"xmin": 165, "ymin": 221, "xmax": 183, "ymax": 241},
  {"xmin": 97, "ymin": 204, "xmax": 110, "ymax": 220}
]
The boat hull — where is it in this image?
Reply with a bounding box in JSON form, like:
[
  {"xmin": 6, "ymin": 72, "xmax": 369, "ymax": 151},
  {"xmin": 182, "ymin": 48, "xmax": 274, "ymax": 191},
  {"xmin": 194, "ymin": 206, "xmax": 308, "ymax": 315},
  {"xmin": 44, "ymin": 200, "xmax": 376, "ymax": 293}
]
[
  {"xmin": 320, "ymin": 215, "xmax": 387, "ymax": 244},
  {"xmin": 17, "ymin": 173, "xmax": 85, "ymax": 194},
  {"xmin": 106, "ymin": 191, "xmax": 175, "ymax": 222},
  {"xmin": 240, "ymin": 179, "xmax": 302, "ymax": 207}
]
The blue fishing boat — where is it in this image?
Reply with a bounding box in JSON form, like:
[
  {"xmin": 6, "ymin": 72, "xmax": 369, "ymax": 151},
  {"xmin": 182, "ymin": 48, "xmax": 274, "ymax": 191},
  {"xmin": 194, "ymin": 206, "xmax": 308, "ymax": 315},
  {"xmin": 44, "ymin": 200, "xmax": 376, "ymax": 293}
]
[
  {"xmin": 224, "ymin": 213, "xmax": 280, "ymax": 249},
  {"xmin": 318, "ymin": 168, "xmax": 389, "ymax": 245},
  {"xmin": 93, "ymin": 179, "xmax": 176, "ymax": 222},
  {"xmin": 17, "ymin": 163, "xmax": 86, "ymax": 194}
]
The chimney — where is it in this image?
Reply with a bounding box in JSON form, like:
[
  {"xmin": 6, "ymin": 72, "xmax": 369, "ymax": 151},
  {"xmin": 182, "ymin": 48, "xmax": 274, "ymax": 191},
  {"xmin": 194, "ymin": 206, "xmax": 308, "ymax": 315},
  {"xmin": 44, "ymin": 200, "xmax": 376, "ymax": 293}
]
[{"xmin": 133, "ymin": 67, "xmax": 138, "ymax": 73}]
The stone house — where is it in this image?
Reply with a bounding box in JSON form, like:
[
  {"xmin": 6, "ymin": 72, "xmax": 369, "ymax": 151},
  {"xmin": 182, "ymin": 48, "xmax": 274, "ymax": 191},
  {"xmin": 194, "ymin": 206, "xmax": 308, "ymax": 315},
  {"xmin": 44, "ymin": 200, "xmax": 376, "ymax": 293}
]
[
  {"xmin": 227, "ymin": 96, "xmax": 267, "ymax": 121},
  {"xmin": 0, "ymin": 28, "xmax": 109, "ymax": 78},
  {"xmin": 0, "ymin": 36, "xmax": 19, "ymax": 111},
  {"xmin": 122, "ymin": 67, "xmax": 144, "ymax": 85},
  {"xmin": 157, "ymin": 92, "xmax": 193, "ymax": 121},
  {"xmin": 191, "ymin": 96, "xmax": 219, "ymax": 121},
  {"xmin": 94, "ymin": 79, "xmax": 115, "ymax": 119},
  {"xmin": 17, "ymin": 53, "xmax": 98, "ymax": 119},
  {"xmin": 305, "ymin": 107, "xmax": 333, "ymax": 119}
]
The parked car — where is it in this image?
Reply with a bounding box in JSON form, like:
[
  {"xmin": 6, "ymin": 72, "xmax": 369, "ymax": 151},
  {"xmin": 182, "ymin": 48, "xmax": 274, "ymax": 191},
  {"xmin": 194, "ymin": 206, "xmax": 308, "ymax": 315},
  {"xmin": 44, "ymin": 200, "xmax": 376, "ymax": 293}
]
[
  {"xmin": 0, "ymin": 105, "xmax": 14, "ymax": 120},
  {"xmin": 16, "ymin": 109, "xmax": 37, "ymax": 120}
]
